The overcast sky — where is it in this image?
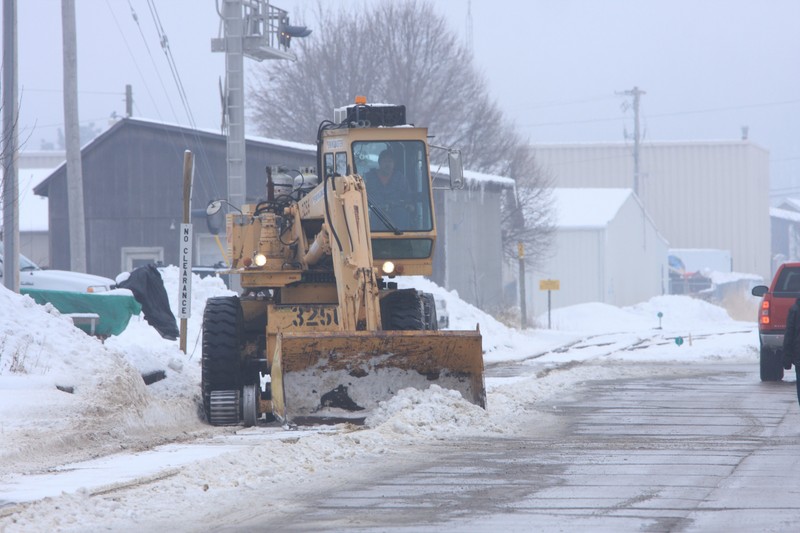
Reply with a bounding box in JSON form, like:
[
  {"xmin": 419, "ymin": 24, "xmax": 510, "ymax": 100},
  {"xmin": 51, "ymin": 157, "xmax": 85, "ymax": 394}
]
[{"xmin": 13, "ymin": 0, "xmax": 800, "ymax": 193}]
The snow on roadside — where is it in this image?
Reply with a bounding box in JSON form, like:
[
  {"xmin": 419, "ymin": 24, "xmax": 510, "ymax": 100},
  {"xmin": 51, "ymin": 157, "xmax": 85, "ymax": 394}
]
[
  {"xmin": 0, "ymin": 267, "xmax": 763, "ymax": 532},
  {"xmin": 0, "ymin": 267, "xmax": 235, "ymax": 476},
  {"xmin": 0, "ymin": 266, "xmax": 759, "ymax": 485}
]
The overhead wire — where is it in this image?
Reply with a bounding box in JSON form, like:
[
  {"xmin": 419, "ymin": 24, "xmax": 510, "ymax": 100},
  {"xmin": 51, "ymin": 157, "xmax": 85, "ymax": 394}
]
[
  {"xmin": 144, "ymin": 0, "xmax": 198, "ymax": 130},
  {"xmin": 114, "ymin": 0, "xmax": 220, "ymax": 201},
  {"xmin": 119, "ymin": 0, "xmax": 180, "ymax": 123},
  {"xmin": 140, "ymin": 0, "xmax": 222, "ymax": 201}
]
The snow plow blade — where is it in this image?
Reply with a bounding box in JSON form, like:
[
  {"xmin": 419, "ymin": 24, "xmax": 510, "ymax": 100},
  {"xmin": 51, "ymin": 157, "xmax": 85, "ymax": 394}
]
[{"xmin": 271, "ymin": 329, "xmax": 485, "ymax": 424}]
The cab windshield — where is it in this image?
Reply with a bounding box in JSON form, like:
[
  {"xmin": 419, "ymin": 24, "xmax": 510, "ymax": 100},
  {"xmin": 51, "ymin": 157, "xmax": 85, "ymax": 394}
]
[{"xmin": 352, "ymin": 140, "xmax": 433, "ymax": 233}]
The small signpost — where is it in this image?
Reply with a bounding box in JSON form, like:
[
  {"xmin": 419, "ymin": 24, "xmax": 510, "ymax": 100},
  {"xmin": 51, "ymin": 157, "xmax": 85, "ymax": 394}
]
[
  {"xmin": 179, "ymin": 150, "xmax": 194, "ymax": 354},
  {"xmin": 539, "ymin": 279, "xmax": 560, "ymax": 329}
]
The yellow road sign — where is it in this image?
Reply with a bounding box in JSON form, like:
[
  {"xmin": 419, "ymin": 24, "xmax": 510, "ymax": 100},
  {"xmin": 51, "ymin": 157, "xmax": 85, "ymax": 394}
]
[{"xmin": 539, "ymin": 279, "xmax": 560, "ymax": 291}]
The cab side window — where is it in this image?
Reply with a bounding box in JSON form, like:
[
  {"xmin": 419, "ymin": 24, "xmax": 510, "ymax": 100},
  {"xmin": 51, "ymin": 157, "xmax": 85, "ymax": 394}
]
[
  {"xmin": 335, "ymin": 152, "xmax": 348, "ymax": 176},
  {"xmin": 324, "ymin": 153, "xmax": 334, "ymax": 178}
]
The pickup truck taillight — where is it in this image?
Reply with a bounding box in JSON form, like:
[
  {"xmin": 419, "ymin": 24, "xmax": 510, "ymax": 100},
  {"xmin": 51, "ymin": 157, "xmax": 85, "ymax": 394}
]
[{"xmin": 760, "ymin": 296, "xmax": 771, "ymax": 325}]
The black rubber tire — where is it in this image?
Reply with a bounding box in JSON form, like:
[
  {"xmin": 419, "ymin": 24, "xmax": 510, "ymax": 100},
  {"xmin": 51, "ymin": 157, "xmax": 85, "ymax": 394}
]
[
  {"xmin": 421, "ymin": 292, "xmax": 439, "ymax": 331},
  {"xmin": 381, "ymin": 289, "xmax": 424, "ymax": 331},
  {"xmin": 202, "ymin": 296, "xmax": 244, "ymax": 424},
  {"xmin": 760, "ymin": 345, "xmax": 784, "ymax": 382}
]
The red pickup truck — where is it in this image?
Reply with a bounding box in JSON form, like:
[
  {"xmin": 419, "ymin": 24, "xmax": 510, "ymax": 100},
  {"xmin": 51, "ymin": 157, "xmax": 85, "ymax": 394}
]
[{"xmin": 752, "ymin": 262, "xmax": 800, "ymax": 381}]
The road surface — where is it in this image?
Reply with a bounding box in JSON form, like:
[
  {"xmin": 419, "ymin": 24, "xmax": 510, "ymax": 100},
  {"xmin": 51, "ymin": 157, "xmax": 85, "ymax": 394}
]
[{"xmin": 223, "ymin": 362, "xmax": 800, "ymax": 532}]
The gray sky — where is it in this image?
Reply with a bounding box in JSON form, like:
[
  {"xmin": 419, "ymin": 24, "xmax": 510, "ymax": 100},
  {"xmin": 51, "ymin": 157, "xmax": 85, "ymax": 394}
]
[{"xmin": 14, "ymin": 0, "xmax": 800, "ymax": 193}]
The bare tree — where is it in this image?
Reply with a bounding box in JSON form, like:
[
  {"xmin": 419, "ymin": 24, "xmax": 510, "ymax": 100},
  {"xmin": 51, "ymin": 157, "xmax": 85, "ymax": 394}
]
[
  {"xmin": 250, "ymin": 0, "xmax": 553, "ymax": 267},
  {"xmin": 501, "ymin": 145, "xmax": 555, "ymax": 268}
]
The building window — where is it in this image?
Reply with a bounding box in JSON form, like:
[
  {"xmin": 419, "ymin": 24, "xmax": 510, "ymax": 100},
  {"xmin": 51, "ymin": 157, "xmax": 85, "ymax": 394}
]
[{"xmin": 121, "ymin": 246, "xmax": 164, "ymax": 272}]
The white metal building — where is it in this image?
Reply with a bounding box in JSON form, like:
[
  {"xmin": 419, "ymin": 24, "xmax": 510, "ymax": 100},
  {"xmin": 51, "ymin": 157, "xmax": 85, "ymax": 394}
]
[
  {"xmin": 529, "ymin": 188, "xmax": 668, "ymax": 315},
  {"xmin": 532, "ymin": 141, "xmax": 771, "ymax": 281}
]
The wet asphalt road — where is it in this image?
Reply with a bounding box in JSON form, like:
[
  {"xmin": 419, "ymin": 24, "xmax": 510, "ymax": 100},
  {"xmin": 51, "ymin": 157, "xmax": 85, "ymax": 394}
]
[{"xmin": 225, "ymin": 363, "xmax": 800, "ymax": 532}]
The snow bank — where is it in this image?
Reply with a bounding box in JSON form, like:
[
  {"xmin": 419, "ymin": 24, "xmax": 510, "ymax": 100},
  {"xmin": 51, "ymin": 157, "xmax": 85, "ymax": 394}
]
[{"xmin": 0, "ymin": 266, "xmax": 758, "ymax": 483}]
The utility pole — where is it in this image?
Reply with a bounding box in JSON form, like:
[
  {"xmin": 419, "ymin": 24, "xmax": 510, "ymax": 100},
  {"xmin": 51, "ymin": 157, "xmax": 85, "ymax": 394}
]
[
  {"xmin": 2, "ymin": 0, "xmax": 19, "ymax": 291},
  {"xmin": 125, "ymin": 84, "xmax": 133, "ymax": 117},
  {"xmin": 617, "ymin": 86, "xmax": 645, "ymax": 196},
  {"xmin": 62, "ymin": 0, "xmax": 87, "ymax": 272}
]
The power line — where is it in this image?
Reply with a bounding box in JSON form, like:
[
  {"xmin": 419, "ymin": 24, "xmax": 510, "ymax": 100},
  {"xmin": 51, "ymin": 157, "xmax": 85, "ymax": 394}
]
[
  {"xmin": 144, "ymin": 0, "xmax": 198, "ymax": 130},
  {"xmin": 123, "ymin": 0, "xmax": 183, "ymax": 124},
  {"xmin": 105, "ymin": 0, "xmax": 166, "ymax": 120},
  {"xmin": 24, "ymin": 88, "xmax": 125, "ymax": 96},
  {"xmin": 108, "ymin": 0, "xmax": 219, "ymax": 200},
  {"xmin": 521, "ymin": 94, "xmax": 618, "ymax": 112}
]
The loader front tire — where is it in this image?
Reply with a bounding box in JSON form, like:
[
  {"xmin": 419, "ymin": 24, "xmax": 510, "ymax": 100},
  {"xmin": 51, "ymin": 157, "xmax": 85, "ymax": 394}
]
[
  {"xmin": 381, "ymin": 289, "xmax": 424, "ymax": 331},
  {"xmin": 202, "ymin": 296, "xmax": 244, "ymax": 425}
]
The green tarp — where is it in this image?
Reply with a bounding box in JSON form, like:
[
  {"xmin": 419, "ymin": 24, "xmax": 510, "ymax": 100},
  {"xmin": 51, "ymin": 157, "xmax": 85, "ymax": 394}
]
[{"xmin": 21, "ymin": 288, "xmax": 142, "ymax": 337}]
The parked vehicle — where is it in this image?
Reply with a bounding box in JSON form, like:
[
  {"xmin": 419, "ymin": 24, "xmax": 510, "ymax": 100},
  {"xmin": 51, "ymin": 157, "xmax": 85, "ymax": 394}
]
[
  {"xmin": 751, "ymin": 262, "xmax": 800, "ymax": 381},
  {"xmin": 0, "ymin": 251, "xmax": 115, "ymax": 293}
]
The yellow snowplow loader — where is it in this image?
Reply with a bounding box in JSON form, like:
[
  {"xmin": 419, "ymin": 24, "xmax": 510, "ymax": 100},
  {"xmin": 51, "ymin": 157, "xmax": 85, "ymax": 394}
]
[{"xmin": 201, "ymin": 100, "xmax": 486, "ymax": 426}]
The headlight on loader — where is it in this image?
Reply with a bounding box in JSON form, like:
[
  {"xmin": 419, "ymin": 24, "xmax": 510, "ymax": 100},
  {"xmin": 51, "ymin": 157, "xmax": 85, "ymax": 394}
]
[
  {"xmin": 381, "ymin": 261, "xmax": 395, "ymax": 275},
  {"xmin": 254, "ymin": 253, "xmax": 267, "ymax": 267}
]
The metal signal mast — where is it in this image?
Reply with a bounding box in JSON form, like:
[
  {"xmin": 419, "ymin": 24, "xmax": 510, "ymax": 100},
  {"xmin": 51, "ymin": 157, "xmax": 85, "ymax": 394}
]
[{"xmin": 211, "ymin": 0, "xmax": 310, "ymax": 208}]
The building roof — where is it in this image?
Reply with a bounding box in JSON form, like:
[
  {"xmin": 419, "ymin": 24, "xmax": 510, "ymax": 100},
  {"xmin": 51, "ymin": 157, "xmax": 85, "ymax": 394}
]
[
  {"xmin": 33, "ymin": 117, "xmax": 317, "ymax": 197},
  {"xmin": 553, "ymin": 188, "xmax": 632, "ymax": 229},
  {"xmin": 776, "ymin": 198, "xmax": 800, "ymax": 213},
  {"xmin": 771, "ymin": 206, "xmax": 800, "ymax": 223}
]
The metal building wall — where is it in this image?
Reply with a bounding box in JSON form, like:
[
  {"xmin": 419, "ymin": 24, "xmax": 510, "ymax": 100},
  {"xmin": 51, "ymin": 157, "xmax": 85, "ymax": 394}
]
[
  {"xmin": 529, "ymin": 229, "xmax": 603, "ymax": 316},
  {"xmin": 443, "ymin": 185, "xmax": 504, "ymax": 311},
  {"xmin": 604, "ymin": 196, "xmax": 669, "ymax": 305},
  {"xmin": 533, "ymin": 141, "xmax": 771, "ymax": 280}
]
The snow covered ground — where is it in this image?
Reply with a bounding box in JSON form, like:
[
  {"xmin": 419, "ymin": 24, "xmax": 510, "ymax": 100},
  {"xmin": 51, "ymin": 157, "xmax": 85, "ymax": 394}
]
[{"xmin": 0, "ymin": 268, "xmax": 759, "ymax": 530}]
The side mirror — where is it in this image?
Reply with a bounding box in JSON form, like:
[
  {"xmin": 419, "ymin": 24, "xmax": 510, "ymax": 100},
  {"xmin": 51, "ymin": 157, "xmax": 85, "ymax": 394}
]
[
  {"xmin": 206, "ymin": 200, "xmax": 223, "ymax": 216},
  {"xmin": 448, "ymin": 150, "xmax": 464, "ymax": 190},
  {"xmin": 206, "ymin": 200, "xmax": 225, "ymax": 235},
  {"xmin": 751, "ymin": 285, "xmax": 768, "ymax": 297}
]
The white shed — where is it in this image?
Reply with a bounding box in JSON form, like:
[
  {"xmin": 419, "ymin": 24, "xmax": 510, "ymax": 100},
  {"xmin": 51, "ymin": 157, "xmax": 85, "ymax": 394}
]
[
  {"xmin": 532, "ymin": 141, "xmax": 771, "ymax": 281},
  {"xmin": 528, "ymin": 188, "xmax": 668, "ymax": 315}
]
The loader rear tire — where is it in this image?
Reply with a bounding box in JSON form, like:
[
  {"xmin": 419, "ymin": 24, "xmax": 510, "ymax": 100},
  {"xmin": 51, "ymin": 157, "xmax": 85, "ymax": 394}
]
[
  {"xmin": 381, "ymin": 289, "xmax": 424, "ymax": 331},
  {"xmin": 202, "ymin": 296, "xmax": 244, "ymax": 425}
]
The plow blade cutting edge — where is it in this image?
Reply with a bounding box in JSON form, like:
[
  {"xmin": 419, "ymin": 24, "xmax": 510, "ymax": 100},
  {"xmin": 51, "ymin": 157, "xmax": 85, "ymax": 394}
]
[{"xmin": 271, "ymin": 329, "xmax": 485, "ymax": 424}]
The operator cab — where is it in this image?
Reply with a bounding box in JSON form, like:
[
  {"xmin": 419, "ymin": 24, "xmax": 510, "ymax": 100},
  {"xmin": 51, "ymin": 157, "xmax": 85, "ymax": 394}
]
[{"xmin": 318, "ymin": 99, "xmax": 462, "ymax": 273}]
